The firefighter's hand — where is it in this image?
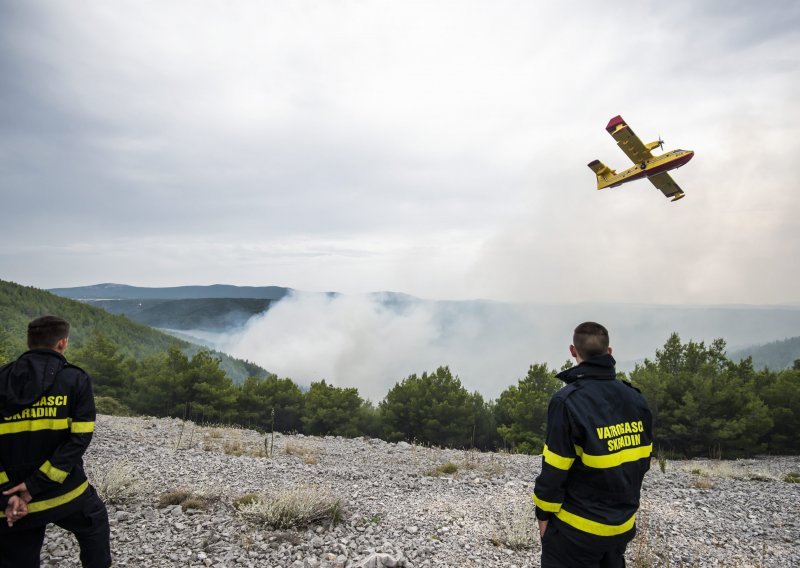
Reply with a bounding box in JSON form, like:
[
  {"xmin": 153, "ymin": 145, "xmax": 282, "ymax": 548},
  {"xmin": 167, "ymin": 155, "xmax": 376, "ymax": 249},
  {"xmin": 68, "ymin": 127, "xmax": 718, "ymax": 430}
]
[
  {"xmin": 3, "ymin": 482, "xmax": 32, "ymax": 504},
  {"xmin": 538, "ymin": 519, "xmax": 548, "ymax": 539},
  {"xmin": 5, "ymin": 495, "xmax": 28, "ymax": 527}
]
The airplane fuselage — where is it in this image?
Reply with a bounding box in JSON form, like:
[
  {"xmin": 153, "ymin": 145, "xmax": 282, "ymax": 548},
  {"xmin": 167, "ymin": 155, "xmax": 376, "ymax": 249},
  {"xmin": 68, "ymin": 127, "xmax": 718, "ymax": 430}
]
[{"xmin": 599, "ymin": 149, "xmax": 694, "ymax": 189}]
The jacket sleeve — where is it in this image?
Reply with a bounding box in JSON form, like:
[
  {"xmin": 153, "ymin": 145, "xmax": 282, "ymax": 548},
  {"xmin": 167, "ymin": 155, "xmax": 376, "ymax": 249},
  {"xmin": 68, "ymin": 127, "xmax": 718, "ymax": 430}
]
[
  {"xmin": 24, "ymin": 373, "xmax": 96, "ymax": 498},
  {"xmin": 533, "ymin": 395, "xmax": 577, "ymax": 521}
]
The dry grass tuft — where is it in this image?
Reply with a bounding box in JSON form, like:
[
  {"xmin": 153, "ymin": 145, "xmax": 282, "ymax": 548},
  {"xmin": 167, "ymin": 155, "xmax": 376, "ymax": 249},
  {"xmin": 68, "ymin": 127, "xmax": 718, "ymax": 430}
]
[
  {"xmin": 92, "ymin": 461, "xmax": 142, "ymax": 504},
  {"xmin": 284, "ymin": 440, "xmax": 320, "ymax": 464},
  {"xmin": 236, "ymin": 485, "xmax": 344, "ymax": 529},
  {"xmin": 157, "ymin": 488, "xmax": 216, "ymax": 510},
  {"xmin": 490, "ymin": 502, "xmax": 537, "ymax": 550},
  {"xmin": 157, "ymin": 488, "xmax": 193, "ymax": 508},
  {"xmin": 223, "ymin": 439, "xmax": 245, "ymax": 456},
  {"xmin": 427, "ymin": 461, "xmax": 459, "ymax": 477},
  {"xmin": 682, "ymin": 461, "xmax": 777, "ymax": 483},
  {"xmin": 234, "ymin": 493, "xmax": 261, "ymax": 509}
]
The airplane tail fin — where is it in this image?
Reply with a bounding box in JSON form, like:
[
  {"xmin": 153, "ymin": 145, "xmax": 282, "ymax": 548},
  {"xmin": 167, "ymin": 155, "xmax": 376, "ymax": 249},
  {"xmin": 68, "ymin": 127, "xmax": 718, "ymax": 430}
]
[{"xmin": 587, "ymin": 160, "xmax": 614, "ymax": 189}]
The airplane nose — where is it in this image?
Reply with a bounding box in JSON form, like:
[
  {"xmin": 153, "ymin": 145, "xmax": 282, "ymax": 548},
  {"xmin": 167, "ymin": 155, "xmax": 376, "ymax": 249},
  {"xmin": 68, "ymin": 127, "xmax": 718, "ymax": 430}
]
[{"xmin": 686, "ymin": 150, "xmax": 695, "ymax": 161}]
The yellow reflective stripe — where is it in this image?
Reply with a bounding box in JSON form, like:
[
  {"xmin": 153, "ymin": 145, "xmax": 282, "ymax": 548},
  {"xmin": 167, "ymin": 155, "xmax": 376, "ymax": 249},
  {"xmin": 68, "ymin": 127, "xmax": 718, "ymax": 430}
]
[
  {"xmin": 70, "ymin": 421, "xmax": 95, "ymax": 434},
  {"xmin": 0, "ymin": 471, "xmax": 8, "ymax": 484},
  {"xmin": 0, "ymin": 481, "xmax": 89, "ymax": 518},
  {"xmin": 532, "ymin": 494, "xmax": 562, "ymax": 513},
  {"xmin": 542, "ymin": 444, "xmax": 575, "ymax": 471},
  {"xmin": 0, "ymin": 419, "xmax": 70, "ymax": 435},
  {"xmin": 556, "ymin": 508, "xmax": 636, "ymax": 536},
  {"xmin": 39, "ymin": 460, "xmax": 69, "ymax": 483},
  {"xmin": 575, "ymin": 444, "xmax": 653, "ymax": 469}
]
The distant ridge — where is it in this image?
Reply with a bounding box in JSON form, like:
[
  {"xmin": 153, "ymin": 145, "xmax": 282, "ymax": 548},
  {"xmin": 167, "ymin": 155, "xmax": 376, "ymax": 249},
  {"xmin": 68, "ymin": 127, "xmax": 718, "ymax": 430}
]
[
  {"xmin": 49, "ymin": 283, "xmax": 291, "ymax": 301},
  {"xmin": 730, "ymin": 336, "xmax": 800, "ymax": 370}
]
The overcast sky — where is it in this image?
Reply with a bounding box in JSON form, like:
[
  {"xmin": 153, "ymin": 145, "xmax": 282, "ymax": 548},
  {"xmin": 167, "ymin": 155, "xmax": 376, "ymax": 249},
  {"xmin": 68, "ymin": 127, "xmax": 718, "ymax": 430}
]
[{"xmin": 1, "ymin": 1, "xmax": 798, "ymax": 304}]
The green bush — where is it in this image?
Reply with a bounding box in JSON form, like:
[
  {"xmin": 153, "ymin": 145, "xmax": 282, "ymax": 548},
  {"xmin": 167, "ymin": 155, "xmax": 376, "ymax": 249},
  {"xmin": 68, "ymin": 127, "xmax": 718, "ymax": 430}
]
[{"xmin": 95, "ymin": 396, "xmax": 134, "ymax": 417}]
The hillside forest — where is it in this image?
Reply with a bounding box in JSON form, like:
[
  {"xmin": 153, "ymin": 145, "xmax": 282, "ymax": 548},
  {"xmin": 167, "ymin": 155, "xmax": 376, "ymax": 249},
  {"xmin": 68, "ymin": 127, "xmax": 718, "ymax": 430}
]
[{"xmin": 1, "ymin": 280, "xmax": 799, "ymax": 458}]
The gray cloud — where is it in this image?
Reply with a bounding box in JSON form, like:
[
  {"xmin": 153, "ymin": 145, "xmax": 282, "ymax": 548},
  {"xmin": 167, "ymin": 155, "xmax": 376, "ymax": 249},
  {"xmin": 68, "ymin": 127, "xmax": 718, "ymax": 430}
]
[{"xmin": 0, "ymin": 1, "xmax": 798, "ymax": 304}]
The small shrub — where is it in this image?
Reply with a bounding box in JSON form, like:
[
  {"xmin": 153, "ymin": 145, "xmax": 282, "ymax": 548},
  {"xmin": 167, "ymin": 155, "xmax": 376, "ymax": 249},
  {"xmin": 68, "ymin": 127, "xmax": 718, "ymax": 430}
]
[
  {"xmin": 234, "ymin": 493, "xmax": 261, "ymax": 509},
  {"xmin": 285, "ymin": 441, "xmax": 319, "ymax": 463},
  {"xmin": 208, "ymin": 429, "xmax": 223, "ymax": 439},
  {"xmin": 92, "ymin": 461, "xmax": 141, "ymax": 504},
  {"xmin": 491, "ymin": 503, "xmax": 537, "ymax": 550},
  {"xmin": 249, "ymin": 445, "xmax": 267, "ymax": 458},
  {"xmin": 784, "ymin": 472, "xmax": 800, "ymax": 484},
  {"xmin": 482, "ymin": 461, "xmax": 507, "ymax": 478},
  {"xmin": 223, "ymin": 440, "xmax": 245, "ymax": 456},
  {"xmin": 237, "ymin": 485, "xmax": 344, "ymax": 529},
  {"xmin": 157, "ymin": 488, "xmax": 215, "ymax": 510},
  {"xmin": 158, "ymin": 488, "xmax": 193, "ymax": 508},
  {"xmin": 427, "ymin": 461, "xmax": 459, "ymax": 477},
  {"xmin": 95, "ymin": 396, "xmax": 134, "ymax": 417}
]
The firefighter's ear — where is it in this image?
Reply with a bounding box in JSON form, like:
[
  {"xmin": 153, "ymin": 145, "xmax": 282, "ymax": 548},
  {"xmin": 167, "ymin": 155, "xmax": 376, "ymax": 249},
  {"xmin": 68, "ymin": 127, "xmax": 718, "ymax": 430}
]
[
  {"xmin": 55, "ymin": 337, "xmax": 69, "ymax": 353},
  {"xmin": 569, "ymin": 345, "xmax": 578, "ymax": 359},
  {"xmin": 607, "ymin": 347, "xmax": 613, "ymax": 355}
]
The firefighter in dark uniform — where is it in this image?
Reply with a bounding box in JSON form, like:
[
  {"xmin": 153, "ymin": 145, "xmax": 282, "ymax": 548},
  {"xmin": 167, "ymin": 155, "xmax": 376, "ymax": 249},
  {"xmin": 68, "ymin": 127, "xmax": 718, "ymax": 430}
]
[
  {"xmin": 533, "ymin": 322, "xmax": 652, "ymax": 568},
  {"xmin": 0, "ymin": 316, "xmax": 111, "ymax": 568}
]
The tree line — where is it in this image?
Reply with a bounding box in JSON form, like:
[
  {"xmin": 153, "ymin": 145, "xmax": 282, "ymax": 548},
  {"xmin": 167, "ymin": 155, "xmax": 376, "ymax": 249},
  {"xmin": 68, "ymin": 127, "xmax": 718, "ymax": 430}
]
[{"xmin": 2, "ymin": 330, "xmax": 798, "ymax": 457}]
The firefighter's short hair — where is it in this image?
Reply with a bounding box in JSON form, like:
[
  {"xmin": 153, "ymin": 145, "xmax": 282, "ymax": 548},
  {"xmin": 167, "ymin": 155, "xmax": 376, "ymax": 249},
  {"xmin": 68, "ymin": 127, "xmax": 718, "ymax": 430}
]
[
  {"xmin": 27, "ymin": 316, "xmax": 70, "ymax": 349},
  {"xmin": 573, "ymin": 321, "xmax": 609, "ymax": 359}
]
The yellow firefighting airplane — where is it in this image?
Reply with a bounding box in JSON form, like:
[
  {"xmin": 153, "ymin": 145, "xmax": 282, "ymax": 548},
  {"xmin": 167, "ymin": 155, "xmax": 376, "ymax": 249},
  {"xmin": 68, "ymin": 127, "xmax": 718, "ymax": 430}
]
[{"xmin": 588, "ymin": 115, "xmax": 694, "ymax": 202}]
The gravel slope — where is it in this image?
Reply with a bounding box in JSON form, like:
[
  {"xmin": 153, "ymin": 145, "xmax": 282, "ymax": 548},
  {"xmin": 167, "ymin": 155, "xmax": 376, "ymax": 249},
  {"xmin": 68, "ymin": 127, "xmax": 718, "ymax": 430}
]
[{"xmin": 37, "ymin": 416, "xmax": 800, "ymax": 567}]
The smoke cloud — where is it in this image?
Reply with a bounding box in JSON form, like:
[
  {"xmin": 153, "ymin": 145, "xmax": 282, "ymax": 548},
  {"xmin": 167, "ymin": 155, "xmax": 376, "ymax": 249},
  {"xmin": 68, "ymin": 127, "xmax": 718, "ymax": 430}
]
[
  {"xmin": 219, "ymin": 292, "xmax": 561, "ymax": 401},
  {"xmin": 218, "ymin": 292, "xmax": 800, "ymax": 402}
]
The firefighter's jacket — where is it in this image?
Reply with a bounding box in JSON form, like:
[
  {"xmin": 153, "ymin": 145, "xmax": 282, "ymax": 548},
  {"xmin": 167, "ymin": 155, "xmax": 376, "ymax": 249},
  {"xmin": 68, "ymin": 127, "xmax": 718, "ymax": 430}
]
[
  {"xmin": 0, "ymin": 349, "xmax": 96, "ymax": 529},
  {"xmin": 533, "ymin": 354, "xmax": 652, "ymax": 547}
]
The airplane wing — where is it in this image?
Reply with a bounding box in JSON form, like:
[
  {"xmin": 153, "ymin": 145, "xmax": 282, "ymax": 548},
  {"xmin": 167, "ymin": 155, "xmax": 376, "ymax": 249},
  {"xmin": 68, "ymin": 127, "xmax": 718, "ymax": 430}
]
[
  {"xmin": 648, "ymin": 172, "xmax": 686, "ymax": 201},
  {"xmin": 606, "ymin": 115, "xmax": 653, "ymax": 165}
]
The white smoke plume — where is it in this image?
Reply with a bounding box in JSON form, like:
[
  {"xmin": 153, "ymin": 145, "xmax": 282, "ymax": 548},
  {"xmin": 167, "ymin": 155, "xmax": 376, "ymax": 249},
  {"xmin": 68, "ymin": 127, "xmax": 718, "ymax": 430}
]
[
  {"xmin": 220, "ymin": 292, "xmax": 569, "ymax": 402},
  {"xmin": 219, "ymin": 292, "xmax": 800, "ymax": 402}
]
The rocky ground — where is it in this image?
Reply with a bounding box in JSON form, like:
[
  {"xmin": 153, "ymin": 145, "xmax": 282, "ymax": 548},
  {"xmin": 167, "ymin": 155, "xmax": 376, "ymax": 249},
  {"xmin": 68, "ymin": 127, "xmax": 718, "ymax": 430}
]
[{"xmin": 39, "ymin": 416, "xmax": 800, "ymax": 567}]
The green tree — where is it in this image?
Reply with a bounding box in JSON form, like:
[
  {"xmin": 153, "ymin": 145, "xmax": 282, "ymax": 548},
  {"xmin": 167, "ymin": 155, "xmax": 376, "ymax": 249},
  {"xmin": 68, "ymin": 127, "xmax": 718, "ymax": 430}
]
[
  {"xmin": 71, "ymin": 332, "xmax": 135, "ymax": 401},
  {"xmin": 130, "ymin": 347, "xmax": 189, "ymax": 416},
  {"xmin": 755, "ymin": 367, "xmax": 800, "ymax": 454},
  {"xmin": 0, "ymin": 326, "xmax": 12, "ymax": 366},
  {"xmin": 470, "ymin": 391, "xmax": 498, "ymax": 450},
  {"xmin": 356, "ymin": 400, "xmax": 383, "ymax": 439},
  {"xmin": 379, "ymin": 366, "xmax": 480, "ymax": 448},
  {"xmin": 237, "ymin": 375, "xmax": 304, "ymax": 432},
  {"xmin": 631, "ymin": 334, "xmax": 773, "ymax": 458},
  {"xmin": 494, "ymin": 363, "xmax": 561, "ymax": 454},
  {"xmin": 302, "ymin": 380, "xmax": 365, "ymax": 437},
  {"xmin": 182, "ymin": 350, "xmax": 237, "ymax": 422}
]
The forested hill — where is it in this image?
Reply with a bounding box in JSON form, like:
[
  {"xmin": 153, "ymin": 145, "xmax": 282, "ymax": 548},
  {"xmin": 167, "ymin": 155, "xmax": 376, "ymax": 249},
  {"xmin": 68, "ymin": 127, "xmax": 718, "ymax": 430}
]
[
  {"xmin": 730, "ymin": 336, "xmax": 800, "ymax": 370},
  {"xmin": 49, "ymin": 283, "xmax": 290, "ymax": 300},
  {"xmin": 0, "ymin": 279, "xmax": 269, "ymax": 382}
]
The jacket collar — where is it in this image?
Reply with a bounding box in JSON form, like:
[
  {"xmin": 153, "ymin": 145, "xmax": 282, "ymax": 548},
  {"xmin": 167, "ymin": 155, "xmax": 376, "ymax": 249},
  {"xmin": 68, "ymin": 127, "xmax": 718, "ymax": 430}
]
[{"xmin": 556, "ymin": 353, "xmax": 617, "ymax": 384}]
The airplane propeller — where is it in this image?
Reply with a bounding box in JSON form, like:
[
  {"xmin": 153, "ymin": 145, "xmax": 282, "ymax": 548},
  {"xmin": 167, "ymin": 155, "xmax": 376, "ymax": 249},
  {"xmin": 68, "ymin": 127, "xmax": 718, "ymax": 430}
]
[{"xmin": 657, "ymin": 137, "xmax": 664, "ymax": 151}]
